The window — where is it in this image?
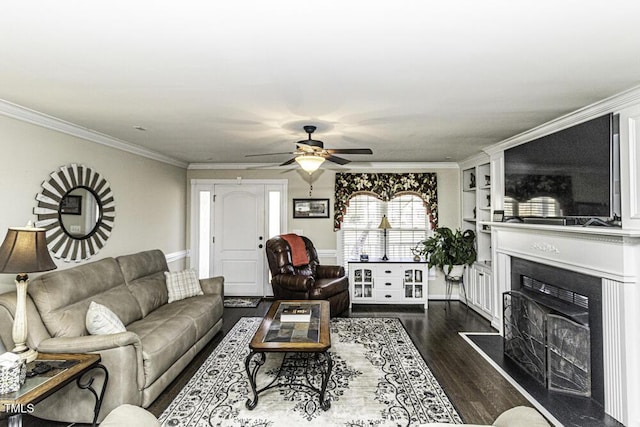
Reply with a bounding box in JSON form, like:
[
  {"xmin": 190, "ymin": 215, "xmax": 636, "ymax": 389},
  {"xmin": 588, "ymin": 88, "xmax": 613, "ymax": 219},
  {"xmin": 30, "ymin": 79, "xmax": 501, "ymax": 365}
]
[{"xmin": 341, "ymin": 194, "xmax": 430, "ymax": 266}]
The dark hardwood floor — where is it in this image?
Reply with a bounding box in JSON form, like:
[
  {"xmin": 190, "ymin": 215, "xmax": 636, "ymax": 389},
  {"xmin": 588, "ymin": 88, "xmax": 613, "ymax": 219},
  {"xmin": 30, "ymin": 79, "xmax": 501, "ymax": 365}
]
[
  {"xmin": 346, "ymin": 302, "xmax": 531, "ymax": 424},
  {"xmin": 5, "ymin": 300, "xmax": 531, "ymax": 426},
  {"xmin": 149, "ymin": 300, "xmax": 531, "ymax": 424}
]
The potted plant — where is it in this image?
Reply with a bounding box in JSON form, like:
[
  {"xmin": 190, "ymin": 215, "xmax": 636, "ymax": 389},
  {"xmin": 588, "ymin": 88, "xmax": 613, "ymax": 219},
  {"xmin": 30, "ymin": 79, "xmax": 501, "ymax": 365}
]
[{"xmin": 416, "ymin": 227, "xmax": 477, "ymax": 277}]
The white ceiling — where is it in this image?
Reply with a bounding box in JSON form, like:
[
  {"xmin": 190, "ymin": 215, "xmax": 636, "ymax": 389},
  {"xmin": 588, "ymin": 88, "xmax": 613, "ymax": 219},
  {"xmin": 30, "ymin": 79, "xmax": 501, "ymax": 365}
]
[{"xmin": 2, "ymin": 0, "xmax": 640, "ymax": 166}]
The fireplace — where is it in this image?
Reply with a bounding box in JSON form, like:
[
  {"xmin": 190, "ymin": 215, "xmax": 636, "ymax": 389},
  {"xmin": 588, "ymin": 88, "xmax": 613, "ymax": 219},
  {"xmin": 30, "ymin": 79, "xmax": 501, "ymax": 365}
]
[
  {"xmin": 490, "ymin": 222, "xmax": 639, "ymax": 426},
  {"xmin": 503, "ymin": 258, "xmax": 604, "ymax": 404}
]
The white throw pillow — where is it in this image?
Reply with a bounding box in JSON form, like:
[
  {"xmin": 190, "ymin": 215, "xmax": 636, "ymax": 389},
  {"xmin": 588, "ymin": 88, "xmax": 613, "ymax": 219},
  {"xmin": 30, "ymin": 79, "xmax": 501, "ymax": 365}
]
[
  {"xmin": 165, "ymin": 269, "xmax": 203, "ymax": 303},
  {"xmin": 86, "ymin": 301, "xmax": 126, "ymax": 335}
]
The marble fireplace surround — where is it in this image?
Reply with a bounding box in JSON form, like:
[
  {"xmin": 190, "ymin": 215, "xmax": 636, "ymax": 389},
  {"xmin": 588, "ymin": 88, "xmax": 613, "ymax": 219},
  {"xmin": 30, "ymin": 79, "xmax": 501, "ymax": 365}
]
[{"xmin": 491, "ymin": 222, "xmax": 640, "ymax": 427}]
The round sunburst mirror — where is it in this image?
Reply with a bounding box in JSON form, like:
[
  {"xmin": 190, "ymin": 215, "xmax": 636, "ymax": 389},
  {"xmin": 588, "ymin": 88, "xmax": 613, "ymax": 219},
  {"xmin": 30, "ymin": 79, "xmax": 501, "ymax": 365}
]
[{"xmin": 33, "ymin": 164, "xmax": 115, "ymax": 262}]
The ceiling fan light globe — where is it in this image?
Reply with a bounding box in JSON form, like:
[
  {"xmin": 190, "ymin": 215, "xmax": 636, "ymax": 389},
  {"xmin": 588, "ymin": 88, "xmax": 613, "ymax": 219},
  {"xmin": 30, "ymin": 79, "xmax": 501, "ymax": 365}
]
[{"xmin": 295, "ymin": 155, "xmax": 325, "ymax": 173}]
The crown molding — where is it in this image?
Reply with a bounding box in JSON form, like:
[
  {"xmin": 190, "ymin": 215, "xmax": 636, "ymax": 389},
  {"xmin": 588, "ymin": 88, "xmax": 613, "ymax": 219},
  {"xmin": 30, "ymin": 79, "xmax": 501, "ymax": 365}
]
[
  {"xmin": 0, "ymin": 99, "xmax": 188, "ymax": 169},
  {"xmin": 483, "ymin": 84, "xmax": 640, "ymax": 156},
  {"xmin": 188, "ymin": 163, "xmax": 283, "ymax": 170},
  {"xmin": 458, "ymin": 152, "xmax": 490, "ymax": 169},
  {"xmin": 344, "ymin": 162, "xmax": 459, "ymax": 170},
  {"xmin": 188, "ymin": 161, "xmax": 459, "ymax": 170}
]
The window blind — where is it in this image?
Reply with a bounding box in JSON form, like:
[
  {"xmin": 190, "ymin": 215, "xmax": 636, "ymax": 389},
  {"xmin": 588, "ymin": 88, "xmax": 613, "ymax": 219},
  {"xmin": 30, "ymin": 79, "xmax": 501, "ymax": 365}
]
[{"xmin": 342, "ymin": 194, "xmax": 429, "ymax": 267}]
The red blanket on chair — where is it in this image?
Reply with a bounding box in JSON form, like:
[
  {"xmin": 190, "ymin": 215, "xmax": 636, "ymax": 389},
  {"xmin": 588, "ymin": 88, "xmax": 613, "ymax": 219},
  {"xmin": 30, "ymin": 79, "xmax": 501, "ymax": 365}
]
[{"xmin": 281, "ymin": 233, "xmax": 309, "ymax": 266}]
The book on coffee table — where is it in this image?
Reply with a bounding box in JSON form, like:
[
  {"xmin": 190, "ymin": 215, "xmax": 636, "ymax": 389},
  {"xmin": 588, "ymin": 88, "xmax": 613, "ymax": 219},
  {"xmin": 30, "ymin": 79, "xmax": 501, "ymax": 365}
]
[{"xmin": 280, "ymin": 306, "xmax": 312, "ymax": 322}]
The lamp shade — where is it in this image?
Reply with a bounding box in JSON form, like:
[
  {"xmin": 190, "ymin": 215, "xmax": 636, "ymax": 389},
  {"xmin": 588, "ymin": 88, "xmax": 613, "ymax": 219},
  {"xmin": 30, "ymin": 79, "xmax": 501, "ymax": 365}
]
[
  {"xmin": 378, "ymin": 215, "xmax": 392, "ymax": 230},
  {"xmin": 295, "ymin": 155, "xmax": 325, "ymax": 173},
  {"xmin": 0, "ymin": 227, "xmax": 56, "ymax": 274}
]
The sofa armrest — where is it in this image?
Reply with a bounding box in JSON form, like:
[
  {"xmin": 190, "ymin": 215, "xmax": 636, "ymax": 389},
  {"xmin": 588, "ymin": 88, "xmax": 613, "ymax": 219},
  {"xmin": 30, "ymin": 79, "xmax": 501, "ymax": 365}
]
[
  {"xmin": 37, "ymin": 332, "xmax": 141, "ymax": 354},
  {"xmin": 38, "ymin": 332, "xmax": 145, "ymax": 391},
  {"xmin": 316, "ymin": 264, "xmax": 345, "ymax": 279},
  {"xmin": 272, "ymin": 274, "xmax": 314, "ymax": 293},
  {"xmin": 200, "ymin": 276, "xmax": 224, "ymax": 295}
]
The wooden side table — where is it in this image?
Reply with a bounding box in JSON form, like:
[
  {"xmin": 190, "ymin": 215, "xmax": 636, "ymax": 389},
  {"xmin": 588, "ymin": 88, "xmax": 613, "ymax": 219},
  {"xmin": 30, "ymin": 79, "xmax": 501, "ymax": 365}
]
[{"xmin": 0, "ymin": 353, "xmax": 108, "ymax": 427}]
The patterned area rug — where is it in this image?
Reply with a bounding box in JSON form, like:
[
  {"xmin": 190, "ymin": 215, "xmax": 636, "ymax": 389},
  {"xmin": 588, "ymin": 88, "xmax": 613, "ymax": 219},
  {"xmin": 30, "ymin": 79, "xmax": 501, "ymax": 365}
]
[
  {"xmin": 160, "ymin": 317, "xmax": 462, "ymax": 426},
  {"xmin": 223, "ymin": 297, "xmax": 262, "ymax": 308}
]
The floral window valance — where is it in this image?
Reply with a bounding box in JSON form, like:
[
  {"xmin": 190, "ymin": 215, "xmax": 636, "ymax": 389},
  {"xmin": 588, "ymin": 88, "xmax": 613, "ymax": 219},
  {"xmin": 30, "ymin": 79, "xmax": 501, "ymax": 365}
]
[{"xmin": 334, "ymin": 172, "xmax": 438, "ymax": 230}]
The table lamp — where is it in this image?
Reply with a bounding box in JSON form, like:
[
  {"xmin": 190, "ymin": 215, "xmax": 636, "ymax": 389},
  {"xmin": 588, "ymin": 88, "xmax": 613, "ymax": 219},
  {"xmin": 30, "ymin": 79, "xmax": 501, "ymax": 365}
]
[
  {"xmin": 378, "ymin": 215, "xmax": 392, "ymax": 261},
  {"xmin": 0, "ymin": 223, "xmax": 56, "ymax": 362}
]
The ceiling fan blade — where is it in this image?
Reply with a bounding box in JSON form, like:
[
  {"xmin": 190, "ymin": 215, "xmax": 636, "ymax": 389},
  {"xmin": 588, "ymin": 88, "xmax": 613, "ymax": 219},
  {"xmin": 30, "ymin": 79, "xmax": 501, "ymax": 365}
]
[
  {"xmin": 280, "ymin": 158, "xmax": 297, "ymax": 166},
  {"xmin": 325, "ymin": 155, "xmax": 351, "ymax": 165},
  {"xmin": 326, "ymin": 148, "xmax": 373, "ymax": 155},
  {"xmin": 245, "ymin": 152, "xmax": 294, "ymax": 157}
]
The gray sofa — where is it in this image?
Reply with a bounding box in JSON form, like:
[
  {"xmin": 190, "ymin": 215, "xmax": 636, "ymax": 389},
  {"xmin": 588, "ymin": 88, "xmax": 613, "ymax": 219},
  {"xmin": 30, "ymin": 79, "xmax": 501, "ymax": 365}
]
[{"xmin": 0, "ymin": 249, "xmax": 224, "ymax": 424}]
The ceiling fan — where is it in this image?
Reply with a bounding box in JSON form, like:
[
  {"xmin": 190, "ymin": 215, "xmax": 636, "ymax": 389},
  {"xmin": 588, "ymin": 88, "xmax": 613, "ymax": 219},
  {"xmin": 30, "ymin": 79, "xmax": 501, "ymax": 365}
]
[{"xmin": 245, "ymin": 125, "xmax": 373, "ymax": 173}]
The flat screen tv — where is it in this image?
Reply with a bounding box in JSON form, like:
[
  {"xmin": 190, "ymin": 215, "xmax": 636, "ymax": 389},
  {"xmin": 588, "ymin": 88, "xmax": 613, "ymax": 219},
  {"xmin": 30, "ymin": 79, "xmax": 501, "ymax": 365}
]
[{"xmin": 504, "ymin": 113, "xmax": 618, "ymax": 220}]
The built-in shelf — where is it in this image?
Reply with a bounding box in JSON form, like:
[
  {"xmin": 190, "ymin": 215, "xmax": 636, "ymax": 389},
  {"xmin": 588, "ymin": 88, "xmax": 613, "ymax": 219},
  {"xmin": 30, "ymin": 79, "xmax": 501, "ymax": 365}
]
[
  {"xmin": 462, "ymin": 161, "xmax": 492, "ymax": 261},
  {"xmin": 461, "ymin": 160, "xmax": 494, "ymax": 321}
]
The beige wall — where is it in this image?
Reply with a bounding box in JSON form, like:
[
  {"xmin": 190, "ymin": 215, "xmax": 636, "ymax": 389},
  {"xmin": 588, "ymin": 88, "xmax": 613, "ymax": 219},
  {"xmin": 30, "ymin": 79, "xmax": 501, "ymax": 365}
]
[
  {"xmin": 187, "ymin": 165, "xmax": 461, "ymax": 296},
  {"xmin": 0, "ymin": 115, "xmax": 188, "ymax": 294},
  {"xmin": 0, "ymin": 110, "xmax": 460, "ymax": 300}
]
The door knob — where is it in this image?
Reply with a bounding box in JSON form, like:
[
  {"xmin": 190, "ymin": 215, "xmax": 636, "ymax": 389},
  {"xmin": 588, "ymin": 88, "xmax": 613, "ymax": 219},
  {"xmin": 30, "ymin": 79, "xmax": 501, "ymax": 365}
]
[
  {"xmin": 258, "ymin": 244, "xmax": 263, "ymax": 248},
  {"xmin": 259, "ymin": 236, "xmax": 263, "ymax": 240}
]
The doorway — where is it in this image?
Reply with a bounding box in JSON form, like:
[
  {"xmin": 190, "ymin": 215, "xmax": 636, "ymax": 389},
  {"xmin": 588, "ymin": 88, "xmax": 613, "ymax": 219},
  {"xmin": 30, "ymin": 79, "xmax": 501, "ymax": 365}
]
[{"xmin": 190, "ymin": 179, "xmax": 287, "ymax": 296}]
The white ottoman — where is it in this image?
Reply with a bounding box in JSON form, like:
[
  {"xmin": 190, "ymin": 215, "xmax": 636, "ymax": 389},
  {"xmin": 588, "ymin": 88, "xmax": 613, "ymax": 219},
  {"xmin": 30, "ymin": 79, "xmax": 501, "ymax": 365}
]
[{"xmin": 100, "ymin": 404, "xmax": 160, "ymax": 427}]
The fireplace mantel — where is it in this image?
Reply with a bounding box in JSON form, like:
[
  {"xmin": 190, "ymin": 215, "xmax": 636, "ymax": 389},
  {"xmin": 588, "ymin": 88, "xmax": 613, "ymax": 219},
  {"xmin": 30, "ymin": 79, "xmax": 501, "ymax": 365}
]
[
  {"xmin": 489, "ymin": 221, "xmax": 640, "ymax": 238},
  {"xmin": 489, "ymin": 221, "xmax": 640, "ymax": 426},
  {"xmin": 489, "ymin": 222, "xmax": 640, "ymax": 282}
]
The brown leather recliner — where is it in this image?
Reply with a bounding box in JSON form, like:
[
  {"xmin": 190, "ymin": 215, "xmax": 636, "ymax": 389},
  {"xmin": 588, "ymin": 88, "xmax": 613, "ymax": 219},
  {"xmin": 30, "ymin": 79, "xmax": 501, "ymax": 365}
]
[{"xmin": 265, "ymin": 235, "xmax": 350, "ymax": 316}]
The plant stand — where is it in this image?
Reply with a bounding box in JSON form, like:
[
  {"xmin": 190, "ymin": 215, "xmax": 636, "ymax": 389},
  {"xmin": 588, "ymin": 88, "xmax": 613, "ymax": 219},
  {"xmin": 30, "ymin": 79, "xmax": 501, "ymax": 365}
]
[{"xmin": 445, "ymin": 274, "xmax": 467, "ymax": 308}]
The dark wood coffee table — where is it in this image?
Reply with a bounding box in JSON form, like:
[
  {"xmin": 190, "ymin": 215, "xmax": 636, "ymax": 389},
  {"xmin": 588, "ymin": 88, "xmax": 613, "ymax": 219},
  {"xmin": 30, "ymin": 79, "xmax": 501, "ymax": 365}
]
[
  {"xmin": 0, "ymin": 353, "xmax": 108, "ymax": 427},
  {"xmin": 245, "ymin": 300, "xmax": 332, "ymax": 410}
]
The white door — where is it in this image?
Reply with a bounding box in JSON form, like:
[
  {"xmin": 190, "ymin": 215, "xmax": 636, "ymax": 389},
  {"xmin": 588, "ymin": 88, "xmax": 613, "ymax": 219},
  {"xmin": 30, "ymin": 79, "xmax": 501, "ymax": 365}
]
[
  {"xmin": 190, "ymin": 179, "xmax": 286, "ymax": 297},
  {"xmin": 213, "ymin": 184, "xmax": 265, "ymax": 296}
]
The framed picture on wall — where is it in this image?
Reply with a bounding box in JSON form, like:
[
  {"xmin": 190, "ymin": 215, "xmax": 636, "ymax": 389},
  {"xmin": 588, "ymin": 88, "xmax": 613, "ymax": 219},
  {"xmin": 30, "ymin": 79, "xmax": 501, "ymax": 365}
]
[
  {"xmin": 293, "ymin": 198, "xmax": 330, "ymax": 219},
  {"xmin": 60, "ymin": 195, "xmax": 82, "ymax": 215}
]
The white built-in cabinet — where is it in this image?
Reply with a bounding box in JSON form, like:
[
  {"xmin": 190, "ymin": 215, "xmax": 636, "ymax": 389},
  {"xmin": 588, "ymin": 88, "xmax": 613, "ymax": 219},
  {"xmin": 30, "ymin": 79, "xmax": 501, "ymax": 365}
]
[
  {"xmin": 465, "ymin": 263, "xmax": 493, "ymax": 320},
  {"xmin": 460, "ymin": 155, "xmax": 494, "ymax": 319},
  {"xmin": 348, "ymin": 261, "xmax": 428, "ymax": 309}
]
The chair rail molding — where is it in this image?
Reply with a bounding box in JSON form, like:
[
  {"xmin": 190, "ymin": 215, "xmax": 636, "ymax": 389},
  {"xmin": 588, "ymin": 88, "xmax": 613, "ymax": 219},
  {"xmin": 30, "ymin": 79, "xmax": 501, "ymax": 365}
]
[{"xmin": 166, "ymin": 250, "xmax": 189, "ymax": 264}]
